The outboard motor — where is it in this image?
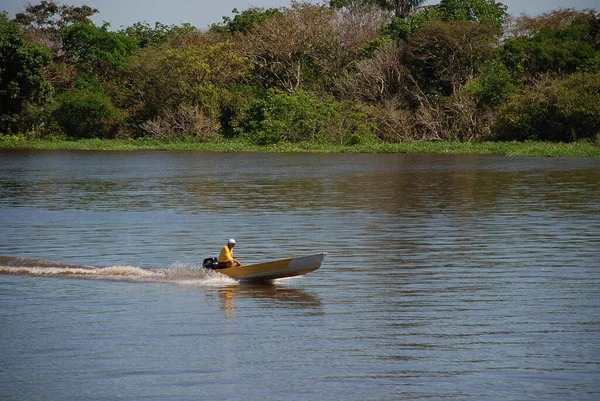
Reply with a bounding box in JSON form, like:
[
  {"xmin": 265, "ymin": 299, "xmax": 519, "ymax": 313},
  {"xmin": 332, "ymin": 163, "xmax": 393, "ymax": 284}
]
[{"xmin": 202, "ymin": 257, "xmax": 219, "ymax": 270}]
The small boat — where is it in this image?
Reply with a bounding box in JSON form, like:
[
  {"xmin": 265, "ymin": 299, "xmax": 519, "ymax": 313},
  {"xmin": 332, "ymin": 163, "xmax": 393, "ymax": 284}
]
[{"xmin": 213, "ymin": 252, "xmax": 326, "ymax": 281}]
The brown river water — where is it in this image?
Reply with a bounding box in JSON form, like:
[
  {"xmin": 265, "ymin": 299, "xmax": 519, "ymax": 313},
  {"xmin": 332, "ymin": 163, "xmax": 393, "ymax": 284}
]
[{"xmin": 1, "ymin": 150, "xmax": 599, "ymax": 400}]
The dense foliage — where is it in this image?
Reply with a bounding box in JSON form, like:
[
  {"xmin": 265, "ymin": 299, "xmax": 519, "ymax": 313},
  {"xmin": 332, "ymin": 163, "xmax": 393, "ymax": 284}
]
[{"xmin": 1, "ymin": 1, "xmax": 599, "ymax": 144}]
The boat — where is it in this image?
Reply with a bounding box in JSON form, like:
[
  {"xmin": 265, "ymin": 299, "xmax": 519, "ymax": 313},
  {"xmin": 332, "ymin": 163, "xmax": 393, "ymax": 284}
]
[{"xmin": 213, "ymin": 252, "xmax": 327, "ymax": 281}]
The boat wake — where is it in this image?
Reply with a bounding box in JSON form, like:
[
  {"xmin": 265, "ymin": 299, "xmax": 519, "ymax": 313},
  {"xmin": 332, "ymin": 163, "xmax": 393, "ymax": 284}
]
[{"xmin": 0, "ymin": 256, "xmax": 236, "ymax": 286}]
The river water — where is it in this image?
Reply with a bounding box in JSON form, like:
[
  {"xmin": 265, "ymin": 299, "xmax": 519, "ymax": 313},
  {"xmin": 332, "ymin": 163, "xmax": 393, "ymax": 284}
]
[{"xmin": 0, "ymin": 150, "xmax": 599, "ymax": 400}]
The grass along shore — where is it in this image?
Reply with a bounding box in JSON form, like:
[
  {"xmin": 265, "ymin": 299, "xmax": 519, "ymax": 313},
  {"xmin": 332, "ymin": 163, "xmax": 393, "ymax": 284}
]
[{"xmin": 1, "ymin": 136, "xmax": 599, "ymax": 157}]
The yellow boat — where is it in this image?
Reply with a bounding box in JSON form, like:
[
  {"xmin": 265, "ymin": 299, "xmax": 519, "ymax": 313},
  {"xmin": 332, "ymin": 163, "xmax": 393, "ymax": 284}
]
[{"xmin": 214, "ymin": 252, "xmax": 327, "ymax": 281}]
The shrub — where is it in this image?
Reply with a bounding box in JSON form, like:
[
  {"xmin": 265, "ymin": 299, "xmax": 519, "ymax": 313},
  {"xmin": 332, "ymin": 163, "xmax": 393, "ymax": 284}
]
[
  {"xmin": 244, "ymin": 89, "xmax": 376, "ymax": 145},
  {"xmin": 218, "ymin": 84, "xmax": 264, "ymax": 139},
  {"xmin": 365, "ymin": 101, "xmax": 417, "ymax": 142},
  {"xmin": 494, "ymin": 72, "xmax": 600, "ymax": 142},
  {"xmin": 466, "ymin": 60, "xmax": 521, "ymax": 106},
  {"xmin": 53, "ymin": 90, "xmax": 122, "ymax": 139},
  {"xmin": 139, "ymin": 105, "xmax": 220, "ymax": 141},
  {"xmin": 441, "ymin": 89, "xmax": 495, "ymax": 141}
]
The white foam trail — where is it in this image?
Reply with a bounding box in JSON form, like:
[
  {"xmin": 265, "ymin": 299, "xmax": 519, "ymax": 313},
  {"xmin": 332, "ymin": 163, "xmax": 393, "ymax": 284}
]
[
  {"xmin": 0, "ymin": 265, "xmax": 160, "ymax": 280},
  {"xmin": 0, "ymin": 266, "xmax": 100, "ymax": 276},
  {"xmin": 0, "ymin": 261, "xmax": 237, "ymax": 285},
  {"xmin": 159, "ymin": 262, "xmax": 237, "ymax": 285},
  {"xmin": 98, "ymin": 265, "xmax": 158, "ymax": 277}
]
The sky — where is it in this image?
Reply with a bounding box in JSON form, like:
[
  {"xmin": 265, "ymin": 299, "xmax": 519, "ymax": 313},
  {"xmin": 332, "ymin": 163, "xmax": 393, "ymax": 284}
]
[{"xmin": 2, "ymin": 0, "xmax": 599, "ymax": 30}]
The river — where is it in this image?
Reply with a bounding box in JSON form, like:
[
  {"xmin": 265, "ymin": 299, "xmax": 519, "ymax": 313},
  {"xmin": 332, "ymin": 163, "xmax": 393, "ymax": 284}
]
[{"xmin": 1, "ymin": 150, "xmax": 599, "ymax": 400}]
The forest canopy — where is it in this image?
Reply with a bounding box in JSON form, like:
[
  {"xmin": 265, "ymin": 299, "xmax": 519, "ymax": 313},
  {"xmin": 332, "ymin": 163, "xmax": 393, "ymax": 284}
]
[{"xmin": 1, "ymin": 1, "xmax": 599, "ymax": 144}]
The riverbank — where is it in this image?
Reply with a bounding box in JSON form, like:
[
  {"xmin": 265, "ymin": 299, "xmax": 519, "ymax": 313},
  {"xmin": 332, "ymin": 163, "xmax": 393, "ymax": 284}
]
[{"xmin": 1, "ymin": 137, "xmax": 599, "ymax": 157}]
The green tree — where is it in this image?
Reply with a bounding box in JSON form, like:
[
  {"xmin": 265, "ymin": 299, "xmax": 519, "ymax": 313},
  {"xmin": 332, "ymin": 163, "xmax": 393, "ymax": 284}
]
[
  {"xmin": 218, "ymin": 84, "xmax": 265, "ymax": 138},
  {"xmin": 121, "ymin": 22, "xmax": 196, "ymax": 48},
  {"xmin": 498, "ymin": 16, "xmax": 600, "ymax": 78},
  {"xmin": 385, "ymin": 0, "xmax": 507, "ymax": 40},
  {"xmin": 211, "ymin": 7, "xmax": 281, "ymax": 35},
  {"xmin": 494, "ymin": 72, "xmax": 600, "ymax": 142},
  {"xmin": 127, "ymin": 37, "xmax": 251, "ymax": 138},
  {"xmin": 405, "ymin": 20, "xmax": 500, "ymax": 97},
  {"xmin": 12, "ymin": 2, "xmax": 105, "ymax": 97},
  {"xmin": 128, "ymin": 40, "xmax": 250, "ymax": 115},
  {"xmin": 329, "ymin": 0, "xmax": 376, "ymax": 9},
  {"xmin": 53, "ymin": 89, "xmax": 123, "ymax": 138},
  {"xmin": 384, "ymin": 6, "xmax": 442, "ymax": 40},
  {"xmin": 0, "ymin": 16, "xmax": 52, "ymax": 132},
  {"xmin": 378, "ymin": 0, "xmax": 427, "ymax": 18},
  {"xmin": 63, "ymin": 23, "xmax": 137, "ymax": 78},
  {"xmin": 438, "ymin": 0, "xmax": 507, "ymax": 28}
]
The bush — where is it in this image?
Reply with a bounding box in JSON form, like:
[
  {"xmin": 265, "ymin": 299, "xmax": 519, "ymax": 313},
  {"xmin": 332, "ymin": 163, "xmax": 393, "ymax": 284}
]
[
  {"xmin": 440, "ymin": 89, "xmax": 495, "ymax": 141},
  {"xmin": 53, "ymin": 90, "xmax": 122, "ymax": 139},
  {"xmin": 494, "ymin": 72, "xmax": 600, "ymax": 142},
  {"xmin": 365, "ymin": 101, "xmax": 417, "ymax": 142},
  {"xmin": 139, "ymin": 104, "xmax": 220, "ymax": 141},
  {"xmin": 244, "ymin": 89, "xmax": 376, "ymax": 145},
  {"xmin": 218, "ymin": 84, "xmax": 264, "ymax": 139},
  {"xmin": 466, "ymin": 60, "xmax": 521, "ymax": 106}
]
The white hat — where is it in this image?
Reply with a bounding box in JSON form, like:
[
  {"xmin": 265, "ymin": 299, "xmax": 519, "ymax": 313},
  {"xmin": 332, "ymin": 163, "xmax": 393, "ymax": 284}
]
[{"xmin": 228, "ymin": 238, "xmax": 236, "ymax": 244}]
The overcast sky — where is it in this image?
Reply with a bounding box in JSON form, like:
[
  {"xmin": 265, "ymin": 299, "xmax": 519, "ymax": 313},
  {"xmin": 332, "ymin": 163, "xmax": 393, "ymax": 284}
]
[{"xmin": 2, "ymin": 0, "xmax": 598, "ymax": 30}]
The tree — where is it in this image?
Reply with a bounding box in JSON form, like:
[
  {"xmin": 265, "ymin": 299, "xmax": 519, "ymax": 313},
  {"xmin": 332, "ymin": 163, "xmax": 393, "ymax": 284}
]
[
  {"xmin": 63, "ymin": 23, "xmax": 137, "ymax": 79},
  {"xmin": 129, "ymin": 39, "xmax": 250, "ymax": 114},
  {"xmin": 331, "ymin": 0, "xmax": 426, "ymax": 18},
  {"xmin": 335, "ymin": 41, "xmax": 409, "ymax": 103},
  {"xmin": 0, "ymin": 16, "xmax": 52, "ymax": 132},
  {"xmin": 321, "ymin": 4, "xmax": 389, "ymax": 85},
  {"xmin": 244, "ymin": 4, "xmax": 334, "ymax": 91},
  {"xmin": 333, "ymin": 3, "xmax": 389, "ymax": 56},
  {"xmin": 494, "ymin": 72, "xmax": 600, "ymax": 142},
  {"xmin": 210, "ymin": 7, "xmax": 281, "ymax": 35},
  {"xmin": 53, "ymin": 89, "xmax": 122, "ymax": 138},
  {"xmin": 377, "ymin": 0, "xmax": 427, "ymax": 18},
  {"xmin": 384, "ymin": 0, "xmax": 507, "ymax": 40},
  {"xmin": 127, "ymin": 36, "xmax": 252, "ymax": 138},
  {"xmin": 14, "ymin": 1, "xmax": 98, "ymax": 29},
  {"xmin": 507, "ymin": 8, "xmax": 595, "ymax": 39},
  {"xmin": 329, "ymin": 0, "xmax": 377, "ymax": 10},
  {"xmin": 438, "ymin": 0, "xmax": 507, "ymax": 28},
  {"xmin": 13, "ymin": 1, "xmax": 98, "ymax": 52},
  {"xmin": 244, "ymin": 3, "xmax": 365, "ymax": 92},
  {"xmin": 121, "ymin": 22, "xmax": 196, "ymax": 48},
  {"xmin": 11, "ymin": 2, "xmax": 103, "ymax": 98},
  {"xmin": 384, "ymin": 6, "xmax": 442, "ymax": 40},
  {"xmin": 405, "ymin": 20, "xmax": 500, "ymax": 97},
  {"xmin": 498, "ymin": 15, "xmax": 600, "ymax": 78}
]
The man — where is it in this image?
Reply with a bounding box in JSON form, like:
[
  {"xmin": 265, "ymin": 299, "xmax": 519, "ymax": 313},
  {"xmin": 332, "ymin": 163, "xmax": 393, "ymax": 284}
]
[{"xmin": 218, "ymin": 239, "xmax": 243, "ymax": 269}]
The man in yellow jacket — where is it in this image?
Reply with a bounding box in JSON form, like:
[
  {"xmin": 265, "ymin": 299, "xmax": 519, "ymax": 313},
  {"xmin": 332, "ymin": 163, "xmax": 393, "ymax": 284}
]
[{"xmin": 218, "ymin": 239, "xmax": 243, "ymax": 269}]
